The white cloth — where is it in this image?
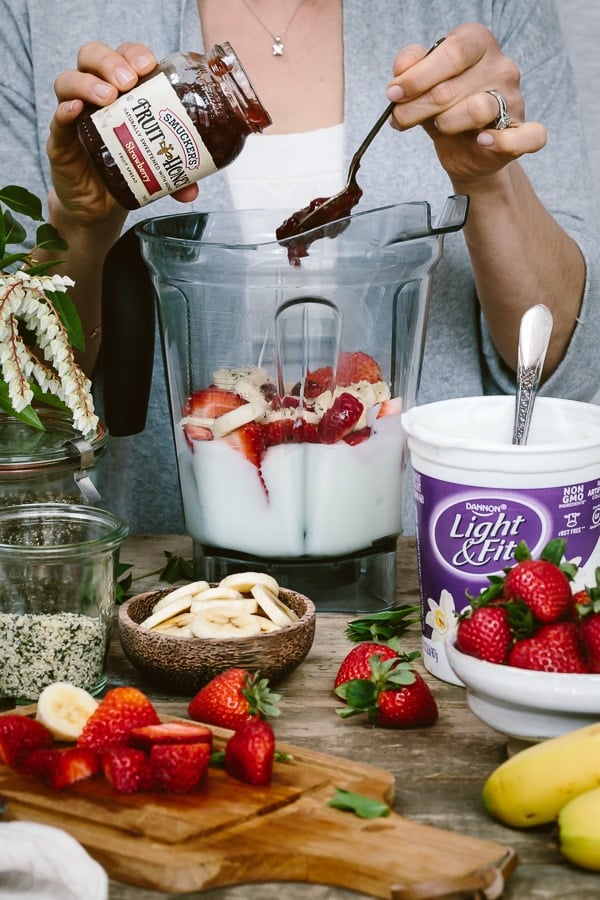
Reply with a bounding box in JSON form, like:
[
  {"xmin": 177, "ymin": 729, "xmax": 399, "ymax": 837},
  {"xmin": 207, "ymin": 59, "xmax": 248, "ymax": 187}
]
[{"xmin": 0, "ymin": 822, "xmax": 108, "ymax": 900}]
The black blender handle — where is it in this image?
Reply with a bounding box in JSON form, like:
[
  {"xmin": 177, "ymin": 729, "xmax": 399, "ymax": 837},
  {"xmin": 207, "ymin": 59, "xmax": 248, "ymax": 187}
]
[{"xmin": 101, "ymin": 225, "xmax": 155, "ymax": 436}]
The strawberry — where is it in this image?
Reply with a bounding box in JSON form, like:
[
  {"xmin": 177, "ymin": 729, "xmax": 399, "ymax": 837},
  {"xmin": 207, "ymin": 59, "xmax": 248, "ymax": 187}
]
[
  {"xmin": 186, "ymin": 387, "xmax": 245, "ymax": 419},
  {"xmin": 336, "ymin": 656, "xmax": 438, "ymax": 728},
  {"xmin": 0, "ymin": 715, "xmax": 53, "ymax": 767},
  {"xmin": 456, "ymin": 605, "xmax": 513, "ymax": 664},
  {"xmin": 77, "ymin": 686, "xmax": 160, "ymax": 753},
  {"xmin": 501, "ymin": 539, "xmax": 576, "ymax": 623},
  {"xmin": 317, "ymin": 392, "xmax": 363, "ymax": 443},
  {"xmin": 376, "ymin": 396, "xmax": 402, "ymax": 418},
  {"xmin": 262, "ymin": 417, "xmax": 296, "ymax": 447},
  {"xmin": 303, "ymin": 366, "xmax": 335, "ymax": 399},
  {"xmin": 336, "ymin": 351, "xmax": 383, "ymax": 386},
  {"xmin": 224, "ymin": 719, "xmax": 275, "ymax": 785},
  {"xmin": 574, "ymin": 568, "xmax": 600, "ymax": 672},
  {"xmin": 223, "ymin": 421, "xmax": 265, "ymax": 468},
  {"xmin": 128, "ymin": 721, "xmax": 213, "ymax": 749},
  {"xmin": 334, "ymin": 642, "xmax": 400, "ymax": 691},
  {"xmin": 508, "ymin": 621, "xmax": 589, "ymax": 673},
  {"xmin": 101, "ymin": 745, "xmax": 152, "ymax": 794},
  {"xmin": 343, "ymin": 426, "xmax": 371, "ymax": 446},
  {"xmin": 188, "ymin": 669, "xmax": 281, "ymax": 731},
  {"xmin": 150, "ymin": 741, "xmax": 212, "ymax": 793},
  {"xmin": 20, "ymin": 746, "xmax": 100, "ymax": 790}
]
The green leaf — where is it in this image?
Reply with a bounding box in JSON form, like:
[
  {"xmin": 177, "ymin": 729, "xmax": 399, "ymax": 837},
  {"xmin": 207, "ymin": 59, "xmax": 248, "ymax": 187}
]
[
  {"xmin": 345, "ymin": 605, "xmax": 420, "ymax": 643},
  {"xmin": 0, "ymin": 185, "xmax": 44, "ymax": 220},
  {"xmin": 3, "ymin": 208, "xmax": 27, "ymax": 247},
  {"xmin": 34, "ymin": 222, "xmax": 68, "ymax": 254},
  {"xmin": 540, "ymin": 538, "xmax": 567, "ymax": 567},
  {"xmin": 115, "ymin": 561, "xmax": 134, "ymax": 605},
  {"xmin": 0, "ymin": 382, "xmax": 44, "ymax": 429},
  {"xmin": 160, "ymin": 551, "xmax": 195, "ymax": 583},
  {"xmin": 45, "ymin": 290, "xmax": 85, "ymax": 351},
  {"xmin": 327, "ymin": 787, "xmax": 390, "ymax": 819},
  {"xmin": 209, "ymin": 750, "xmax": 226, "ymax": 768},
  {"xmin": 336, "ymin": 678, "xmax": 378, "ymax": 708}
]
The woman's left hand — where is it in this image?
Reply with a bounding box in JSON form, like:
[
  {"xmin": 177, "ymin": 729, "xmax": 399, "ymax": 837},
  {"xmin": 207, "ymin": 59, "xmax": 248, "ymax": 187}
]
[{"xmin": 387, "ymin": 24, "xmax": 547, "ymax": 185}]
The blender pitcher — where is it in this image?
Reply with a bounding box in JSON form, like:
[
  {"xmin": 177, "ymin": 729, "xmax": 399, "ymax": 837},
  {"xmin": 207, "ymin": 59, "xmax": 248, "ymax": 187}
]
[{"xmin": 114, "ymin": 198, "xmax": 467, "ymax": 612}]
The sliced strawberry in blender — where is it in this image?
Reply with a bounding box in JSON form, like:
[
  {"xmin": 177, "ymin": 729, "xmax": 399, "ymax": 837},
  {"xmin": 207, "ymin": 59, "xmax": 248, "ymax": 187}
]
[
  {"xmin": 304, "ymin": 366, "xmax": 335, "ymax": 398},
  {"xmin": 317, "ymin": 392, "xmax": 364, "ymax": 443},
  {"xmin": 224, "ymin": 421, "xmax": 265, "ymax": 467},
  {"xmin": 336, "ymin": 351, "xmax": 383, "ymax": 386},
  {"xmin": 263, "ymin": 418, "xmax": 296, "ymax": 446},
  {"xmin": 344, "ymin": 426, "xmax": 372, "ymax": 446},
  {"xmin": 186, "ymin": 387, "xmax": 246, "ymax": 419}
]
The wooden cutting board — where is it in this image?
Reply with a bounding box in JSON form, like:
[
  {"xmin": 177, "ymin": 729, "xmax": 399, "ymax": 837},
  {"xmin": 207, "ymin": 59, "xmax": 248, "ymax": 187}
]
[{"xmin": 0, "ymin": 706, "xmax": 517, "ymax": 899}]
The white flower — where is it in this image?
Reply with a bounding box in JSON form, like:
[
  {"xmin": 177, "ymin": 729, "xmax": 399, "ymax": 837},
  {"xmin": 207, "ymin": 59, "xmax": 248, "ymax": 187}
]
[
  {"xmin": 0, "ymin": 270, "xmax": 98, "ymax": 437},
  {"xmin": 424, "ymin": 589, "xmax": 457, "ymax": 641}
]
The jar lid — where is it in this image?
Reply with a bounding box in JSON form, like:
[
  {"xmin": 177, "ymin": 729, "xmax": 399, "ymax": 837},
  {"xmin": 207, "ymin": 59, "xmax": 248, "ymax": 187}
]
[{"xmin": 0, "ymin": 410, "xmax": 108, "ymax": 473}]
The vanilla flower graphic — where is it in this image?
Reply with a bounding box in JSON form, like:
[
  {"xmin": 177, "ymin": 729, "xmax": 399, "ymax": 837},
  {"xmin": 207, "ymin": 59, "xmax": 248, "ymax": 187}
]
[
  {"xmin": 424, "ymin": 589, "xmax": 457, "ymax": 641},
  {"xmin": 0, "ymin": 185, "xmax": 97, "ymax": 437}
]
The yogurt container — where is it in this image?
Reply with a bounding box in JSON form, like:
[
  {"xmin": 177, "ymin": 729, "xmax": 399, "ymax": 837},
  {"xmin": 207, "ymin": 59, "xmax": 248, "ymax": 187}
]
[{"xmin": 401, "ymin": 396, "xmax": 600, "ymax": 684}]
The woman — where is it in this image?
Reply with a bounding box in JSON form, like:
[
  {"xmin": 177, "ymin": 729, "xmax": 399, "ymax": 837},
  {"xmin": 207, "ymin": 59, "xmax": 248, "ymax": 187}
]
[{"xmin": 1, "ymin": 0, "xmax": 598, "ymax": 532}]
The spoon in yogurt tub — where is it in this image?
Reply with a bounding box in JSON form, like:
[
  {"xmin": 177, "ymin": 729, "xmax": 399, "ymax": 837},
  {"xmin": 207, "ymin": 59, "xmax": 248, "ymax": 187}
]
[
  {"xmin": 512, "ymin": 303, "xmax": 554, "ymax": 445},
  {"xmin": 276, "ymin": 38, "xmax": 446, "ymax": 264}
]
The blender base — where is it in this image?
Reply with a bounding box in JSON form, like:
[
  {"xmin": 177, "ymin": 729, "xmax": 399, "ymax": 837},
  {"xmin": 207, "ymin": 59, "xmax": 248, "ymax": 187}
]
[{"xmin": 193, "ymin": 540, "xmax": 398, "ymax": 614}]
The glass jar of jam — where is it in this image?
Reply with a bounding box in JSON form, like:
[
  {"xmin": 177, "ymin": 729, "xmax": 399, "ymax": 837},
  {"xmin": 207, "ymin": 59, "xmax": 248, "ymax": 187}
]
[{"xmin": 77, "ymin": 42, "xmax": 272, "ymax": 209}]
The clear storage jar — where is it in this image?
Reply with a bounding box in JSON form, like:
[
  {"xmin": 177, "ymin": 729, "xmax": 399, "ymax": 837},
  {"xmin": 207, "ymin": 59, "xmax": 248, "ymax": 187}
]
[
  {"xmin": 0, "ymin": 503, "xmax": 128, "ymax": 702},
  {"xmin": 0, "ymin": 410, "xmax": 107, "ymax": 507}
]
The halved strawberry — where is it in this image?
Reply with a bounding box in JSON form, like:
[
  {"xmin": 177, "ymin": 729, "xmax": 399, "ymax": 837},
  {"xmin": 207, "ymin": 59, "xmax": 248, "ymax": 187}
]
[
  {"xmin": 376, "ymin": 396, "xmax": 402, "ymax": 418},
  {"xmin": 128, "ymin": 721, "xmax": 213, "ymax": 749},
  {"xmin": 77, "ymin": 686, "xmax": 160, "ymax": 753},
  {"xmin": 150, "ymin": 741, "xmax": 212, "ymax": 793},
  {"xmin": 102, "ymin": 745, "xmax": 152, "ymax": 794},
  {"xmin": 20, "ymin": 746, "xmax": 100, "ymax": 790},
  {"xmin": 0, "ymin": 715, "xmax": 53, "ymax": 767},
  {"xmin": 262, "ymin": 418, "xmax": 296, "ymax": 447},
  {"xmin": 224, "ymin": 719, "xmax": 275, "ymax": 786},
  {"xmin": 336, "ymin": 351, "xmax": 383, "ymax": 386},
  {"xmin": 185, "ymin": 387, "xmax": 245, "ymax": 419},
  {"xmin": 317, "ymin": 392, "xmax": 364, "ymax": 443},
  {"xmin": 223, "ymin": 421, "xmax": 265, "ymax": 468}
]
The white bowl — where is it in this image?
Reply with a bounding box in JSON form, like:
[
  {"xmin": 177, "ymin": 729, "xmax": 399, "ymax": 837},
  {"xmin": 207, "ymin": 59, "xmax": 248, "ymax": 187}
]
[{"xmin": 445, "ymin": 635, "xmax": 600, "ymax": 741}]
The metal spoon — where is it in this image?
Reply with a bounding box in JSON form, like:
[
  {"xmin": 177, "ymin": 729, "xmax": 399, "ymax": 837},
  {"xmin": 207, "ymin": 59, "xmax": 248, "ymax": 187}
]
[
  {"xmin": 512, "ymin": 304, "xmax": 554, "ymax": 445},
  {"xmin": 276, "ymin": 37, "xmax": 446, "ymax": 244}
]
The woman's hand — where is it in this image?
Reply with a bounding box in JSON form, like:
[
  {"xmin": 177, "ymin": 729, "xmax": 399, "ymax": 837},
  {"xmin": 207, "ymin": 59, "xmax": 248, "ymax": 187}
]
[
  {"xmin": 47, "ymin": 41, "xmax": 198, "ymax": 228},
  {"xmin": 387, "ymin": 24, "xmax": 547, "ymax": 186}
]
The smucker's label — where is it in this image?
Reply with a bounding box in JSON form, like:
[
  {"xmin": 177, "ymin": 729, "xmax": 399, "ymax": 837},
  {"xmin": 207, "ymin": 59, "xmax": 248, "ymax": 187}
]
[{"xmin": 413, "ymin": 469, "xmax": 600, "ymax": 682}]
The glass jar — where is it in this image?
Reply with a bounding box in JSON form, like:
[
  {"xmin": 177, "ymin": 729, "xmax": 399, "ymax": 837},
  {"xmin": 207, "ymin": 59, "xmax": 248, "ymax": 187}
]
[
  {"xmin": 0, "ymin": 503, "xmax": 129, "ymax": 702},
  {"xmin": 0, "ymin": 410, "xmax": 107, "ymax": 507},
  {"xmin": 77, "ymin": 41, "xmax": 272, "ymax": 209}
]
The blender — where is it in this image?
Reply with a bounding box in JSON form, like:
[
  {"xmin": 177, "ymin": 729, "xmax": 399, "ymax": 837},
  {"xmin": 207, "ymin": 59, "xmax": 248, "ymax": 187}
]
[{"xmin": 103, "ymin": 198, "xmax": 468, "ymax": 611}]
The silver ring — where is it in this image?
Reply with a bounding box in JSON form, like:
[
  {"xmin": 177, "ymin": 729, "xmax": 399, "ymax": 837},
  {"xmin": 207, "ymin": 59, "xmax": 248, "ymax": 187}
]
[{"xmin": 486, "ymin": 89, "xmax": 511, "ymax": 129}]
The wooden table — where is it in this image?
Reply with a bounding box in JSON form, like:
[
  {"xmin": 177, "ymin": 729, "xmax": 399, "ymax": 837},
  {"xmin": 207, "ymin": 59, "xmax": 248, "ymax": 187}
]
[{"xmin": 83, "ymin": 536, "xmax": 600, "ymax": 897}]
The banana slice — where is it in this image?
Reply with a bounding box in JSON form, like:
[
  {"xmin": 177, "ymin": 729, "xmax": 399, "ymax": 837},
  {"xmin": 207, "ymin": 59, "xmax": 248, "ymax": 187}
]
[
  {"xmin": 190, "ymin": 596, "xmax": 258, "ymax": 615},
  {"xmin": 251, "ymin": 583, "xmax": 297, "ymax": 626},
  {"xmin": 219, "ymin": 571, "xmax": 280, "ymax": 596},
  {"xmin": 152, "ymin": 580, "xmax": 210, "ymax": 611},
  {"xmin": 188, "ymin": 586, "xmax": 243, "ymax": 604},
  {"xmin": 140, "ymin": 595, "xmax": 195, "ymax": 630},
  {"xmin": 36, "ymin": 681, "xmax": 99, "ymax": 741},
  {"xmin": 211, "ymin": 399, "xmax": 266, "ymax": 438},
  {"xmin": 191, "ymin": 609, "xmax": 263, "ymax": 639}
]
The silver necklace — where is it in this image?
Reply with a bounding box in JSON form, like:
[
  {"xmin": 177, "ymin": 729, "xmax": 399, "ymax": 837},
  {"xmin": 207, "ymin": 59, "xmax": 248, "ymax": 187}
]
[{"xmin": 241, "ymin": 0, "xmax": 308, "ymax": 56}]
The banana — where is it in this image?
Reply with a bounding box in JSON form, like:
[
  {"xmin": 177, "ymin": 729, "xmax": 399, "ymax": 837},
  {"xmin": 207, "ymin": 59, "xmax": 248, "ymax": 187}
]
[
  {"xmin": 140, "ymin": 595, "xmax": 195, "ymax": 630},
  {"xmin": 152, "ymin": 580, "xmax": 210, "ymax": 611},
  {"xmin": 482, "ymin": 721, "xmax": 600, "ymax": 828},
  {"xmin": 211, "ymin": 399, "xmax": 266, "ymax": 438},
  {"xmin": 557, "ymin": 786, "xmax": 600, "ymax": 870},
  {"xmin": 219, "ymin": 571, "xmax": 280, "ymax": 596},
  {"xmin": 251, "ymin": 583, "xmax": 297, "ymax": 626},
  {"xmin": 36, "ymin": 681, "xmax": 99, "ymax": 741},
  {"xmin": 191, "ymin": 609, "xmax": 263, "ymax": 639},
  {"xmin": 190, "ymin": 596, "xmax": 258, "ymax": 616}
]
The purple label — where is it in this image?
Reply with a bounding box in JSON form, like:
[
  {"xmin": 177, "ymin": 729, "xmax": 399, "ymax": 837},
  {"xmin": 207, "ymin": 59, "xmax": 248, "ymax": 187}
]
[{"xmin": 413, "ymin": 469, "xmax": 600, "ymax": 641}]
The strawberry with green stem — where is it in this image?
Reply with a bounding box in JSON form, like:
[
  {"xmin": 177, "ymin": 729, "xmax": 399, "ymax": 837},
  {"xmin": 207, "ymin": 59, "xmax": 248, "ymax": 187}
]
[
  {"xmin": 575, "ymin": 567, "xmax": 600, "ymax": 672},
  {"xmin": 188, "ymin": 669, "xmax": 280, "ymax": 731},
  {"xmin": 335, "ymin": 656, "xmax": 438, "ymax": 728}
]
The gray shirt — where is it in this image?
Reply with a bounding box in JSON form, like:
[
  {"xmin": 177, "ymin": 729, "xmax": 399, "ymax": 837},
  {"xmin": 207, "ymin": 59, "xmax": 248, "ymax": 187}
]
[{"xmin": 1, "ymin": 0, "xmax": 599, "ymax": 534}]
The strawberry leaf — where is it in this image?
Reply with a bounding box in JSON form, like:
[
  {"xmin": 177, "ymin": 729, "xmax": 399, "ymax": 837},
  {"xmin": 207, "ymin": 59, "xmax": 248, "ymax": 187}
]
[
  {"xmin": 540, "ymin": 538, "xmax": 567, "ymax": 567},
  {"xmin": 327, "ymin": 787, "xmax": 390, "ymax": 819},
  {"xmin": 345, "ymin": 605, "xmax": 420, "ymax": 643}
]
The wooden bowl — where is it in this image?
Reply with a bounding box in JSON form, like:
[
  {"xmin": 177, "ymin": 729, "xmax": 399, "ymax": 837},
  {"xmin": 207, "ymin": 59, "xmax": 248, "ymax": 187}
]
[{"xmin": 118, "ymin": 586, "xmax": 316, "ymax": 695}]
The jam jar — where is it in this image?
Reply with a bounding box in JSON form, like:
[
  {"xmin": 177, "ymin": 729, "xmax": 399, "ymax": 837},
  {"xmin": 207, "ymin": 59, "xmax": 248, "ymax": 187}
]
[
  {"xmin": 0, "ymin": 410, "xmax": 108, "ymax": 507},
  {"xmin": 77, "ymin": 41, "xmax": 272, "ymax": 209}
]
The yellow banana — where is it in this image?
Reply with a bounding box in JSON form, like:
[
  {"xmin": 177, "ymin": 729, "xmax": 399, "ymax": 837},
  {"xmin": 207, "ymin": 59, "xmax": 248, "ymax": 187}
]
[
  {"xmin": 557, "ymin": 787, "xmax": 600, "ymax": 870},
  {"xmin": 482, "ymin": 721, "xmax": 600, "ymax": 828}
]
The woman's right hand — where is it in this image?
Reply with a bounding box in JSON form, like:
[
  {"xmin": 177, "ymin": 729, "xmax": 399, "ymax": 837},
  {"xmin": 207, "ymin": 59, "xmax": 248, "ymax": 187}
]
[{"xmin": 48, "ymin": 41, "xmax": 201, "ymax": 229}]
